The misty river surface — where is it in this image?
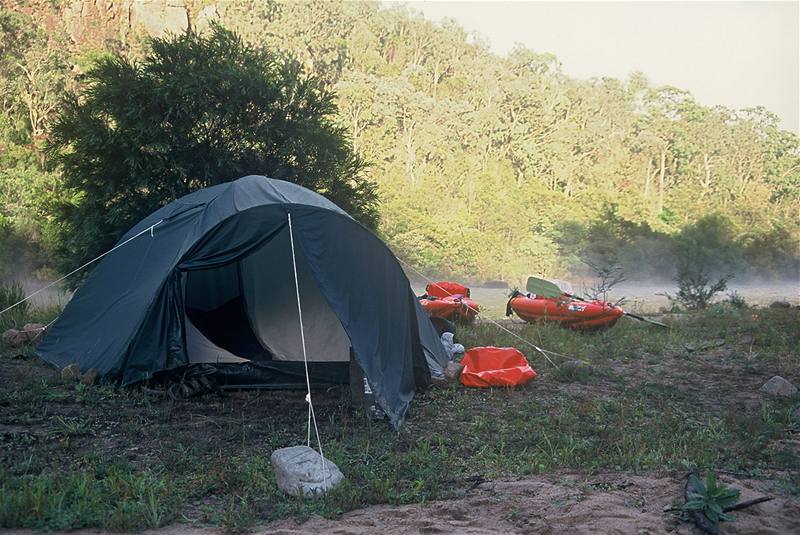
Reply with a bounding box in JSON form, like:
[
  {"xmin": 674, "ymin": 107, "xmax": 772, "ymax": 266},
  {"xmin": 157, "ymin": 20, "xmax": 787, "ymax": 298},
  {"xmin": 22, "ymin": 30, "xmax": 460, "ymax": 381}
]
[{"xmin": 412, "ymin": 281, "xmax": 799, "ymax": 318}]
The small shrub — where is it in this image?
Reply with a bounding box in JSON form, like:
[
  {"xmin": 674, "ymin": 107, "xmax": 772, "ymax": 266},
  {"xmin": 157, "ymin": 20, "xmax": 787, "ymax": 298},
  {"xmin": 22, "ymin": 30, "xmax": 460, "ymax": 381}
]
[
  {"xmin": 662, "ymin": 266, "xmax": 732, "ymax": 310},
  {"xmin": 725, "ymin": 291, "xmax": 747, "ymax": 309},
  {"xmin": 583, "ymin": 260, "xmax": 626, "ymax": 304},
  {"xmin": 0, "ymin": 281, "xmax": 29, "ymax": 330},
  {"xmin": 683, "ymin": 470, "xmax": 741, "ymax": 523}
]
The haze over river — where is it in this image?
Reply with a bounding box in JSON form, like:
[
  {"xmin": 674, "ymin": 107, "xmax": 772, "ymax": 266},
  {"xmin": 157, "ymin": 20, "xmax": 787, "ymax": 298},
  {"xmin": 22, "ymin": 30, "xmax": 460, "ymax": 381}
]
[{"xmin": 411, "ymin": 280, "xmax": 799, "ymax": 318}]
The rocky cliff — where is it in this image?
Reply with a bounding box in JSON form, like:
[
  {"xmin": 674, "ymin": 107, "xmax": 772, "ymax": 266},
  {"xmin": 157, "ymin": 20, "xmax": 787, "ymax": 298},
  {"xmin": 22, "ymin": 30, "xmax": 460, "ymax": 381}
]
[{"xmin": 8, "ymin": 0, "xmax": 219, "ymax": 50}]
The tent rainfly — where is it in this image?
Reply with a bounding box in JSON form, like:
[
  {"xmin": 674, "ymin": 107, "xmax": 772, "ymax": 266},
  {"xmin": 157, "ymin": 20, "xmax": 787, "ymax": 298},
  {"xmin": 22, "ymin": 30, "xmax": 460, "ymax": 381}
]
[{"xmin": 37, "ymin": 176, "xmax": 448, "ymax": 428}]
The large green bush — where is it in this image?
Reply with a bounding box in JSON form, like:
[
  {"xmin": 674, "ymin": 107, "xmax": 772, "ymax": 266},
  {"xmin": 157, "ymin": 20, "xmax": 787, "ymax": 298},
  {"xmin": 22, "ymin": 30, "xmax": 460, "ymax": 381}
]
[{"xmin": 47, "ymin": 26, "xmax": 377, "ymax": 282}]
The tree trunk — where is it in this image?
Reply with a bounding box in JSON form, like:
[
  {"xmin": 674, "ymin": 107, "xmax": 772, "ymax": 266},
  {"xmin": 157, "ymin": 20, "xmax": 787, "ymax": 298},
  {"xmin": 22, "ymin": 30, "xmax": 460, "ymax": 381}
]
[
  {"xmin": 350, "ymin": 107, "xmax": 362, "ymax": 152},
  {"xmin": 403, "ymin": 115, "xmax": 416, "ymax": 186},
  {"xmin": 432, "ymin": 60, "xmax": 440, "ymax": 100},
  {"xmin": 658, "ymin": 148, "xmax": 667, "ymax": 213},
  {"xmin": 702, "ymin": 153, "xmax": 713, "ymax": 195}
]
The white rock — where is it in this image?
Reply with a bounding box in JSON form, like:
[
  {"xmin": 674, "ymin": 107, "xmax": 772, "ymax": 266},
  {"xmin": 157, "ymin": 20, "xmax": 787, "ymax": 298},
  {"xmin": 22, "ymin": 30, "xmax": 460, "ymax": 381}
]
[
  {"xmin": 271, "ymin": 446, "xmax": 343, "ymax": 497},
  {"xmin": 760, "ymin": 376, "xmax": 798, "ymax": 397},
  {"xmin": 444, "ymin": 361, "xmax": 464, "ymax": 381},
  {"xmin": 131, "ymin": 0, "xmax": 189, "ymax": 37}
]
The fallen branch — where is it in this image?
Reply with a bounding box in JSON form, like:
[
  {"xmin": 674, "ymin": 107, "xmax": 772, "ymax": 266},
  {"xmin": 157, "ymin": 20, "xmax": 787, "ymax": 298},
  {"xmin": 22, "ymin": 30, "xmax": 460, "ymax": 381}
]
[{"xmin": 724, "ymin": 495, "xmax": 774, "ymax": 512}]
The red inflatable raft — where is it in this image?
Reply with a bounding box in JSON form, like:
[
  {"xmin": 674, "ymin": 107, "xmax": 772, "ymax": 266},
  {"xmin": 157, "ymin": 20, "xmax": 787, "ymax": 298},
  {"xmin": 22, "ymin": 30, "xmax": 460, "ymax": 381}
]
[
  {"xmin": 426, "ymin": 281, "xmax": 470, "ymax": 298},
  {"xmin": 419, "ymin": 281, "xmax": 479, "ymax": 324},
  {"xmin": 507, "ymin": 292, "xmax": 623, "ymax": 331}
]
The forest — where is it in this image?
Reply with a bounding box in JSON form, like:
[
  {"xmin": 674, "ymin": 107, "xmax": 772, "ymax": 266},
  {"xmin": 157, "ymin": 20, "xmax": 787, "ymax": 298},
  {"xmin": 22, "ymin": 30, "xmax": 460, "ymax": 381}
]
[{"xmin": 1, "ymin": 0, "xmax": 798, "ymax": 286}]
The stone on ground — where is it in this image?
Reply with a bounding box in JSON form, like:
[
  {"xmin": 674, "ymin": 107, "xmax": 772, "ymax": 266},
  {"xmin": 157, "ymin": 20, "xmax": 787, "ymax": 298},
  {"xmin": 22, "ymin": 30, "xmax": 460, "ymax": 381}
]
[
  {"xmin": 61, "ymin": 363, "xmax": 81, "ymax": 381},
  {"xmin": 760, "ymin": 376, "xmax": 798, "ymax": 397},
  {"xmin": 444, "ymin": 361, "xmax": 464, "ymax": 381},
  {"xmin": 738, "ymin": 333, "xmax": 755, "ymax": 345},
  {"xmin": 22, "ymin": 323, "xmax": 45, "ymax": 344},
  {"xmin": 80, "ymin": 368, "xmax": 98, "ymax": 386},
  {"xmin": 2, "ymin": 329, "xmax": 28, "ymax": 347},
  {"xmin": 271, "ymin": 445, "xmax": 344, "ymax": 497},
  {"xmin": 2, "ymin": 324, "xmax": 46, "ymax": 347},
  {"xmin": 131, "ymin": 0, "xmax": 189, "ymax": 37}
]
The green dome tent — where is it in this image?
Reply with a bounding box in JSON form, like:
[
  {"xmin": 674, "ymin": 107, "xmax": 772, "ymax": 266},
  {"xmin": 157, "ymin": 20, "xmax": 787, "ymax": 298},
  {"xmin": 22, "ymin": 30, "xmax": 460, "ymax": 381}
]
[{"xmin": 38, "ymin": 175, "xmax": 447, "ymax": 428}]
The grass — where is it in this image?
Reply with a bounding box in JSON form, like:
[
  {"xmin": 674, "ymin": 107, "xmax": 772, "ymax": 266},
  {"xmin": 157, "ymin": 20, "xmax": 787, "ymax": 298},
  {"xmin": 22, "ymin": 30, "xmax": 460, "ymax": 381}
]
[
  {"xmin": 0, "ymin": 468, "xmax": 177, "ymax": 530},
  {"xmin": 0, "ymin": 297, "xmax": 798, "ymax": 532}
]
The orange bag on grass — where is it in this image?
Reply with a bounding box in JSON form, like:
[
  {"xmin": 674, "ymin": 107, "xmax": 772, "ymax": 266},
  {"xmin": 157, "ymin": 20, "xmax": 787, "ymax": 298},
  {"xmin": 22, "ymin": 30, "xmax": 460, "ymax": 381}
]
[
  {"xmin": 459, "ymin": 347, "xmax": 537, "ymax": 388},
  {"xmin": 426, "ymin": 281, "xmax": 470, "ymax": 298}
]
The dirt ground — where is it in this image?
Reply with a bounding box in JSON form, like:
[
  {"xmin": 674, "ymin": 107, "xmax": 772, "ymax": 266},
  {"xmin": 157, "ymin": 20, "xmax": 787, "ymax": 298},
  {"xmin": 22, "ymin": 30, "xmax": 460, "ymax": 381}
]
[
  {"xmin": 259, "ymin": 473, "xmax": 798, "ymax": 535},
  {"xmin": 12, "ymin": 472, "xmax": 793, "ymax": 535}
]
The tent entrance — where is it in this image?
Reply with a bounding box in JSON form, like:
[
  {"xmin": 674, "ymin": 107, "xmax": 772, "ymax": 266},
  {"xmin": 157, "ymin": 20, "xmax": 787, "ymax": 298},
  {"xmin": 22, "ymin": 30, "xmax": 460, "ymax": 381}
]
[{"xmin": 182, "ymin": 225, "xmax": 352, "ymax": 387}]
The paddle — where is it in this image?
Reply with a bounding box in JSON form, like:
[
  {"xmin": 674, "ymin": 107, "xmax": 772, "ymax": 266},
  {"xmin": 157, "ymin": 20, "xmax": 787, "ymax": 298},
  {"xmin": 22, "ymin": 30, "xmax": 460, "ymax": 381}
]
[
  {"xmin": 525, "ymin": 276, "xmax": 669, "ymax": 328},
  {"xmin": 526, "ymin": 276, "xmax": 568, "ymax": 298}
]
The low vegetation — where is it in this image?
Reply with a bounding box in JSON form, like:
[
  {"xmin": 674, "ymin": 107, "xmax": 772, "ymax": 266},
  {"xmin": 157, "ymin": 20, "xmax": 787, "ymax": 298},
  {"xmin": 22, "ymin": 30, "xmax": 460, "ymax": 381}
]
[
  {"xmin": 0, "ymin": 282, "xmax": 28, "ymax": 331},
  {"xmin": 1, "ymin": 297, "xmax": 798, "ymax": 532},
  {"xmin": 683, "ymin": 470, "xmax": 741, "ymax": 524},
  {"xmin": 660, "ymin": 265, "xmax": 733, "ymax": 310}
]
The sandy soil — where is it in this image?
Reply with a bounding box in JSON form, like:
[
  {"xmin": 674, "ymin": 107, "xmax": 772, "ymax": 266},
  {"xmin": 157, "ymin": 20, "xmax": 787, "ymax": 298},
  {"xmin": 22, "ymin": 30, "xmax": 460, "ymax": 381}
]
[
  {"xmin": 80, "ymin": 472, "xmax": 793, "ymax": 535},
  {"xmin": 255, "ymin": 472, "xmax": 797, "ymax": 535}
]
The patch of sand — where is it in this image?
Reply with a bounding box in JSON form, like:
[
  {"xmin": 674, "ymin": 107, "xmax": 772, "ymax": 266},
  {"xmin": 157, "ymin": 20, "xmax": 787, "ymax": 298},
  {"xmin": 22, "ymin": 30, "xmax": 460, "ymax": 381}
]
[{"xmin": 255, "ymin": 472, "xmax": 798, "ymax": 535}]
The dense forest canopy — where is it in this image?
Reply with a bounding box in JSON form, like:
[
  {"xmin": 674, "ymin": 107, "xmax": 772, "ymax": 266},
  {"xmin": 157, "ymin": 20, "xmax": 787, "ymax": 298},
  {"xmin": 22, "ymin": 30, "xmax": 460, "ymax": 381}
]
[{"xmin": 0, "ymin": 0, "xmax": 798, "ymax": 285}]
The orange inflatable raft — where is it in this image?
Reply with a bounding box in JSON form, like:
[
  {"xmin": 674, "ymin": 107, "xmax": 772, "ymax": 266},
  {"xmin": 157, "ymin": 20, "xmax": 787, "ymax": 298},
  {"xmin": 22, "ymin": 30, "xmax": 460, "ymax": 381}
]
[
  {"xmin": 506, "ymin": 291, "xmax": 623, "ymax": 331},
  {"xmin": 419, "ymin": 281, "xmax": 479, "ymax": 324}
]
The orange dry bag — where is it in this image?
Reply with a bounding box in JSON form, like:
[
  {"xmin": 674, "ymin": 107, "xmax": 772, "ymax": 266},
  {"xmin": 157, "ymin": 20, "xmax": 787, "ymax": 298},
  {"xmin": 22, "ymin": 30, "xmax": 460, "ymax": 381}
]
[{"xmin": 459, "ymin": 347, "xmax": 537, "ymax": 388}]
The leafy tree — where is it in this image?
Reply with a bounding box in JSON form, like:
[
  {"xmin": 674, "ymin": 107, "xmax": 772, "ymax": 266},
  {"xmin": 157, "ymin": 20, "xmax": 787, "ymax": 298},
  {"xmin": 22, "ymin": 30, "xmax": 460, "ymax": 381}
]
[
  {"xmin": 0, "ymin": 8, "xmax": 71, "ymax": 280},
  {"xmin": 672, "ymin": 214, "xmax": 743, "ymax": 276},
  {"xmin": 48, "ymin": 25, "xmax": 377, "ymax": 278},
  {"xmin": 1, "ymin": 9, "xmax": 70, "ymax": 153}
]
